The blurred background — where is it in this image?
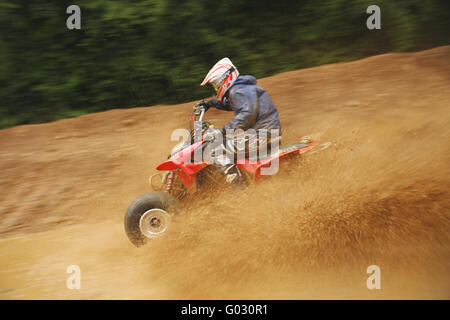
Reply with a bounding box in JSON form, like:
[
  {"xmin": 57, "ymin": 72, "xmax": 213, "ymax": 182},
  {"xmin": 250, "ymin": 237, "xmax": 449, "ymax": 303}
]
[{"xmin": 0, "ymin": 0, "xmax": 449, "ymax": 128}]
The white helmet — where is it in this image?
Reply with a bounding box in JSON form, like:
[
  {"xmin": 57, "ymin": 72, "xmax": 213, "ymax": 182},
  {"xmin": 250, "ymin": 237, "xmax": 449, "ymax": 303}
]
[{"xmin": 200, "ymin": 57, "xmax": 239, "ymax": 102}]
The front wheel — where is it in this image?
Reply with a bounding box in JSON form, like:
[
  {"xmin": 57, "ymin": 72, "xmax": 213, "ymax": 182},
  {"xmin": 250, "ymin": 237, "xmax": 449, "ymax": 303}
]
[{"xmin": 124, "ymin": 191, "xmax": 176, "ymax": 247}]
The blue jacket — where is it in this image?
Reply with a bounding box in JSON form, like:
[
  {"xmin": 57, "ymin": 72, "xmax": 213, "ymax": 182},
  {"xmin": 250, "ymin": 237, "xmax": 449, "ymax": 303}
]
[{"xmin": 210, "ymin": 75, "xmax": 281, "ymax": 131}]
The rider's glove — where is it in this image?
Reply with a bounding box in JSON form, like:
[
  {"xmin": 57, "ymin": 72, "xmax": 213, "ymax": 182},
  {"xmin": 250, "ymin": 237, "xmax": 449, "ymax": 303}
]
[
  {"xmin": 193, "ymin": 100, "xmax": 211, "ymax": 115},
  {"xmin": 199, "ymin": 100, "xmax": 213, "ymax": 111}
]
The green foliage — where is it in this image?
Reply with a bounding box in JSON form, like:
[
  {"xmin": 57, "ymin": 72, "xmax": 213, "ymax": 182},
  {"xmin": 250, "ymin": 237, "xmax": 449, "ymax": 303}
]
[{"xmin": 0, "ymin": 0, "xmax": 449, "ymax": 128}]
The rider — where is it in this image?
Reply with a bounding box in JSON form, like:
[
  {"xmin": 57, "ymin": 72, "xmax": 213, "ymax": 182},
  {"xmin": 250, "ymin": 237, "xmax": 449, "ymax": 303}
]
[{"xmin": 198, "ymin": 57, "xmax": 282, "ymax": 183}]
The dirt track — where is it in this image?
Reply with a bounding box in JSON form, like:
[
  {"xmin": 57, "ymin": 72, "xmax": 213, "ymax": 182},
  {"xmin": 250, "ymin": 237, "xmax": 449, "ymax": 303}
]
[{"xmin": 0, "ymin": 46, "xmax": 449, "ymax": 299}]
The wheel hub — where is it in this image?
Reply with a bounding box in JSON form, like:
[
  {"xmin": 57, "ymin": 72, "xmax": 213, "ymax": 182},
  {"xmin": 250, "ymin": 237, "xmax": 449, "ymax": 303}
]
[
  {"xmin": 139, "ymin": 208, "xmax": 170, "ymax": 239},
  {"xmin": 150, "ymin": 217, "xmax": 161, "ymax": 227}
]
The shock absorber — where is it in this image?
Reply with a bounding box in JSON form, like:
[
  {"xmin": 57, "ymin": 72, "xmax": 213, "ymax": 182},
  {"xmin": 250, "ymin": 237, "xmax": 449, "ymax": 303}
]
[{"xmin": 165, "ymin": 171, "xmax": 175, "ymax": 193}]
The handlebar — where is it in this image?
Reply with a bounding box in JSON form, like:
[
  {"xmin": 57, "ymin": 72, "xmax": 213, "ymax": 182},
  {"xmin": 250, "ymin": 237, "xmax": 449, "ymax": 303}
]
[
  {"xmin": 198, "ymin": 108, "xmax": 206, "ymax": 122},
  {"xmin": 191, "ymin": 101, "xmax": 223, "ymax": 142},
  {"xmin": 190, "ymin": 102, "xmax": 208, "ymax": 135},
  {"xmin": 193, "ymin": 102, "xmax": 207, "ymax": 122}
]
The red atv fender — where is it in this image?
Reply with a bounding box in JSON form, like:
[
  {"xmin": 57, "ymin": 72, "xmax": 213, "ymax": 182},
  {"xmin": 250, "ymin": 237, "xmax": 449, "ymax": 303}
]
[
  {"xmin": 156, "ymin": 140, "xmax": 207, "ymax": 193},
  {"xmin": 156, "ymin": 139, "xmax": 317, "ymax": 192},
  {"xmin": 236, "ymin": 140, "xmax": 316, "ymax": 181}
]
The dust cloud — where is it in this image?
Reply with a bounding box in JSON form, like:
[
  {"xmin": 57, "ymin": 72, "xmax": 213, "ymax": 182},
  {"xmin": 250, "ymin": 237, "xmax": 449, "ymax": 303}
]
[{"xmin": 0, "ymin": 46, "xmax": 449, "ymax": 299}]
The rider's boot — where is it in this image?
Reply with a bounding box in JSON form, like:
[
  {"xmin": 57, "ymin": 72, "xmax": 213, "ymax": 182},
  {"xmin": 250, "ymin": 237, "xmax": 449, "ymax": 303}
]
[
  {"xmin": 223, "ymin": 164, "xmax": 241, "ymax": 184},
  {"xmin": 217, "ymin": 163, "xmax": 244, "ymax": 186}
]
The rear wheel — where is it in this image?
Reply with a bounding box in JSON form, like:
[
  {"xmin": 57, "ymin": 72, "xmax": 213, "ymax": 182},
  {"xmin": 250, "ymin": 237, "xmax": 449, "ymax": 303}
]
[{"xmin": 124, "ymin": 191, "xmax": 176, "ymax": 247}]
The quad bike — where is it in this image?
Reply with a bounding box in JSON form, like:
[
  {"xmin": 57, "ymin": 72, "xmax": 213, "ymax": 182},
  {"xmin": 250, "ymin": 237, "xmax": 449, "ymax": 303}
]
[{"xmin": 124, "ymin": 103, "xmax": 331, "ymax": 246}]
